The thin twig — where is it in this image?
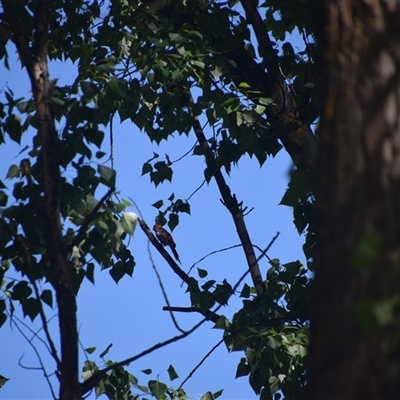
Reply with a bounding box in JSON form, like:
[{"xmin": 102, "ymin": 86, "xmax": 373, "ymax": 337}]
[
  {"xmin": 67, "ymin": 186, "xmax": 115, "ymax": 252},
  {"xmin": 148, "ymin": 242, "xmax": 187, "ymax": 334},
  {"xmin": 185, "ymin": 179, "xmax": 206, "ymax": 203},
  {"xmin": 80, "ymin": 233, "xmax": 279, "ymax": 395},
  {"xmin": 186, "ymin": 244, "xmax": 242, "ymax": 278},
  {"xmin": 8, "ymin": 309, "xmax": 57, "ymax": 399},
  {"xmin": 179, "ymin": 338, "xmax": 225, "ymax": 389},
  {"xmin": 0, "ymin": 219, "xmax": 61, "ymax": 370}
]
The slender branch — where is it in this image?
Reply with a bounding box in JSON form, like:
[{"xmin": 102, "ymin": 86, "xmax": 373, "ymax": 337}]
[
  {"xmin": 179, "ymin": 337, "xmax": 225, "ymax": 389},
  {"xmin": 67, "ymin": 186, "xmax": 115, "ymax": 252},
  {"xmin": 80, "ymin": 233, "xmax": 279, "ymax": 395},
  {"xmin": 8, "ymin": 310, "xmax": 57, "ymax": 399},
  {"xmin": 186, "ymin": 244, "xmax": 242, "ymax": 277},
  {"xmin": 0, "ymin": 219, "xmax": 61, "ymax": 370},
  {"xmin": 162, "ymin": 306, "xmax": 220, "ymax": 323},
  {"xmin": 253, "ymin": 244, "xmax": 290, "ymax": 293},
  {"xmin": 11, "ymin": 312, "xmax": 58, "ymax": 367},
  {"xmin": 140, "ymin": 218, "xmax": 220, "ymax": 323},
  {"xmin": 139, "ymin": 218, "xmax": 191, "ymax": 284},
  {"xmin": 185, "ymin": 178, "xmax": 206, "ymax": 203},
  {"xmin": 148, "ymin": 240, "xmax": 187, "ymax": 334}
]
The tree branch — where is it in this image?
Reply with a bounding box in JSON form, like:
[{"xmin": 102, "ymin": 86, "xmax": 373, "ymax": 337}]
[
  {"xmin": 0, "ymin": 219, "xmax": 61, "ymax": 371},
  {"xmin": 239, "ymin": 0, "xmax": 317, "ymax": 170},
  {"xmin": 1, "ymin": 1, "xmax": 80, "ymax": 398},
  {"xmin": 162, "ymin": 306, "xmax": 220, "ymax": 323},
  {"xmin": 66, "ymin": 187, "xmax": 115, "ymax": 253},
  {"xmin": 139, "ymin": 218, "xmax": 191, "ymax": 283},
  {"xmin": 80, "ymin": 233, "xmax": 279, "ymax": 395},
  {"xmin": 187, "ymin": 92, "xmax": 265, "ymax": 296}
]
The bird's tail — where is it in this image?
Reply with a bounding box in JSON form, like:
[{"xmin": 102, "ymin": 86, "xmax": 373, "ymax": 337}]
[{"xmin": 171, "ymin": 246, "xmax": 181, "ymax": 264}]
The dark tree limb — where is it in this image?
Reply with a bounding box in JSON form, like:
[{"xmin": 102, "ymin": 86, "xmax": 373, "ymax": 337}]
[
  {"xmin": 162, "ymin": 306, "xmax": 220, "ymax": 323},
  {"xmin": 139, "ymin": 218, "xmax": 221, "ymax": 323},
  {"xmin": 1, "ymin": 1, "xmax": 80, "ymax": 399},
  {"xmin": 239, "ymin": 0, "xmax": 317, "ymax": 170},
  {"xmin": 187, "ymin": 93, "xmax": 265, "ymax": 296},
  {"xmin": 139, "ymin": 218, "xmax": 191, "ymax": 283}
]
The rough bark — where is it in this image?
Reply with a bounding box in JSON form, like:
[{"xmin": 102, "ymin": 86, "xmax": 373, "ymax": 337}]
[
  {"xmin": 310, "ymin": 1, "xmax": 400, "ymax": 399},
  {"xmin": 1, "ymin": 1, "xmax": 80, "ymax": 399}
]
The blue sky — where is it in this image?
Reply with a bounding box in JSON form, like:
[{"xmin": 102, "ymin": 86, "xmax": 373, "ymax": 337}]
[{"xmin": 0, "ymin": 31, "xmax": 306, "ymax": 400}]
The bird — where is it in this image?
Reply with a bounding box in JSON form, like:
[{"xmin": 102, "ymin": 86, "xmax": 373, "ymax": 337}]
[{"xmin": 153, "ymin": 224, "xmax": 181, "ymax": 264}]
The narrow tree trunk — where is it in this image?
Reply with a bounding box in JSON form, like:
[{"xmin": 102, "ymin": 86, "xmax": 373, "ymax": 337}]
[{"xmin": 310, "ymin": 1, "xmax": 400, "ymax": 399}]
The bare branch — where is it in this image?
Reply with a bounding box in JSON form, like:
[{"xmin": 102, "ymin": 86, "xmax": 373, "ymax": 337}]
[
  {"xmin": 162, "ymin": 306, "xmax": 220, "ymax": 323},
  {"xmin": 179, "ymin": 338, "xmax": 225, "ymax": 389},
  {"xmin": 8, "ymin": 310, "xmax": 57, "ymax": 399},
  {"xmin": 148, "ymin": 240, "xmax": 187, "ymax": 334},
  {"xmin": 186, "ymin": 244, "xmax": 242, "ymax": 277}
]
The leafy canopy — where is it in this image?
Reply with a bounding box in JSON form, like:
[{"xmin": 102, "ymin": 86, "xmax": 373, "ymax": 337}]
[{"xmin": 0, "ymin": 0, "xmax": 316, "ymax": 399}]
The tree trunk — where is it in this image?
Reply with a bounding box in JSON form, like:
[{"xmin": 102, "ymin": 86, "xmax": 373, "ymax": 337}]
[{"xmin": 309, "ymin": 1, "xmax": 400, "ymax": 399}]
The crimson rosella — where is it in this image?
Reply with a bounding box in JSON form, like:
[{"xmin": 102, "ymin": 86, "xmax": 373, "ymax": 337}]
[{"xmin": 153, "ymin": 224, "xmax": 181, "ymax": 264}]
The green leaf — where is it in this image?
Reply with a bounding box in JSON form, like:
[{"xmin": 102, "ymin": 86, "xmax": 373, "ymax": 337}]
[
  {"xmin": 148, "ymin": 380, "xmax": 167, "ymax": 400},
  {"xmin": 167, "ymin": 364, "xmax": 179, "ymax": 381},
  {"xmin": 40, "ymin": 289, "xmax": 53, "ymax": 308},
  {"xmin": 169, "ymin": 33, "xmax": 183, "ymax": 42},
  {"xmin": 96, "ymin": 151, "xmax": 106, "ymax": 159},
  {"xmin": 86, "ymin": 263, "xmax": 95, "ymax": 284},
  {"xmin": 0, "ymin": 191, "xmax": 8, "ymax": 206},
  {"xmin": 141, "ymin": 369, "xmax": 152, "ymax": 375},
  {"xmin": 0, "ymin": 300, "xmax": 6, "ymax": 328},
  {"xmin": 240, "ymin": 283, "xmax": 251, "ymax": 298},
  {"xmin": 85, "ymin": 347, "xmax": 97, "ymax": 354},
  {"xmin": 4, "ymin": 115, "xmax": 23, "ymax": 144},
  {"xmin": 152, "ymin": 200, "xmax": 164, "ymax": 209},
  {"xmin": 84, "ymin": 128, "xmax": 104, "ymax": 148},
  {"xmin": 5, "ymin": 164, "xmax": 21, "ymax": 179},
  {"xmin": 80, "ymin": 81, "xmax": 99, "ymax": 99},
  {"xmin": 11, "ymin": 281, "xmax": 32, "ymax": 301},
  {"xmin": 197, "ymin": 268, "xmax": 208, "ymax": 278},
  {"xmin": 120, "ymin": 212, "xmax": 138, "ymax": 236},
  {"xmin": 22, "ymin": 297, "xmax": 41, "ymax": 321},
  {"xmin": 201, "ymin": 391, "xmax": 214, "ymax": 400},
  {"xmin": 98, "ymin": 165, "xmax": 116, "ymax": 188},
  {"xmin": 190, "ymin": 60, "xmax": 205, "ymax": 69},
  {"xmin": 142, "ymin": 162, "xmax": 153, "ymax": 175},
  {"xmin": 259, "ymin": 97, "xmax": 274, "ymax": 105},
  {"xmin": 201, "ymin": 280, "xmax": 215, "ymax": 291},
  {"xmin": 168, "ymin": 213, "xmax": 179, "ymax": 231},
  {"xmin": 99, "ymin": 343, "xmax": 113, "ymax": 358},
  {"xmin": 0, "ymin": 374, "xmax": 9, "ymax": 389},
  {"xmin": 109, "ymin": 262, "xmax": 125, "ymax": 283}
]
